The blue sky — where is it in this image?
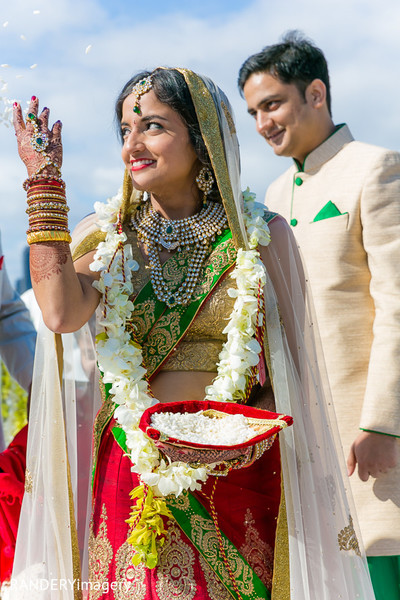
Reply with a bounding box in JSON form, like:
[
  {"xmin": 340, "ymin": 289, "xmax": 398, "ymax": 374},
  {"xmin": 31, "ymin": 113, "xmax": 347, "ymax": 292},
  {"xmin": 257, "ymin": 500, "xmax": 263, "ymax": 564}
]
[
  {"xmin": 97, "ymin": 0, "xmax": 249, "ymax": 19},
  {"xmin": 1, "ymin": 0, "xmax": 400, "ymax": 283}
]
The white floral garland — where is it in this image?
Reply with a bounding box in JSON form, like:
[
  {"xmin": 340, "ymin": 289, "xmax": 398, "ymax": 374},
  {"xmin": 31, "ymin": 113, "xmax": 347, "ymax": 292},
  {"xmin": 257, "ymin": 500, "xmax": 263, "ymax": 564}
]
[{"xmin": 90, "ymin": 188, "xmax": 271, "ymax": 498}]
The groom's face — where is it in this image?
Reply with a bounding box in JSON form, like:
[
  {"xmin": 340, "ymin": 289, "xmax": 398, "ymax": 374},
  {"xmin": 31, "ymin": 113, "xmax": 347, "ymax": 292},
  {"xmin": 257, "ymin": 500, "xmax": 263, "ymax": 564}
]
[{"xmin": 243, "ymin": 71, "xmax": 316, "ymax": 164}]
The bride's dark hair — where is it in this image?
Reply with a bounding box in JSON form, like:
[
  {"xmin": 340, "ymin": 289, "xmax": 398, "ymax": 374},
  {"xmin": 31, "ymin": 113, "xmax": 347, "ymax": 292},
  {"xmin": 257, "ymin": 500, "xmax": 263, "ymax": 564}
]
[{"xmin": 115, "ymin": 68, "xmax": 220, "ymax": 201}]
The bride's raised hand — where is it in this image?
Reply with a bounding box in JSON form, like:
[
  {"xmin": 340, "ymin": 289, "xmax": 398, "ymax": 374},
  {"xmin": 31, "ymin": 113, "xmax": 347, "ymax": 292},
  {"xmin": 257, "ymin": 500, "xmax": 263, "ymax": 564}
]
[{"xmin": 13, "ymin": 96, "xmax": 63, "ymax": 179}]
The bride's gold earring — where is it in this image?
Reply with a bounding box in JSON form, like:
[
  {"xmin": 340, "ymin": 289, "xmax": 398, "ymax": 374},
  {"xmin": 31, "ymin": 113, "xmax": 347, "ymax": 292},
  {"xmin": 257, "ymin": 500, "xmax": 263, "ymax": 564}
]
[{"xmin": 196, "ymin": 167, "xmax": 214, "ymax": 205}]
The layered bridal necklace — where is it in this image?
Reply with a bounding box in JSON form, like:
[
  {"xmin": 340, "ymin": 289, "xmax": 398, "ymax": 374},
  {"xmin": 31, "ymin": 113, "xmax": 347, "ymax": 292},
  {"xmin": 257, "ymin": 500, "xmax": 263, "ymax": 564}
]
[{"xmin": 129, "ymin": 199, "xmax": 228, "ymax": 308}]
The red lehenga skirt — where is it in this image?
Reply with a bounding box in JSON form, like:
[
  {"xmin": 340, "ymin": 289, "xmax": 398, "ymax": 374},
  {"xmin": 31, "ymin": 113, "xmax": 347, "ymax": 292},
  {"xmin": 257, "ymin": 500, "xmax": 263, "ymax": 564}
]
[
  {"xmin": 89, "ymin": 419, "xmax": 281, "ymax": 600},
  {"xmin": 0, "ymin": 425, "xmax": 27, "ymax": 584}
]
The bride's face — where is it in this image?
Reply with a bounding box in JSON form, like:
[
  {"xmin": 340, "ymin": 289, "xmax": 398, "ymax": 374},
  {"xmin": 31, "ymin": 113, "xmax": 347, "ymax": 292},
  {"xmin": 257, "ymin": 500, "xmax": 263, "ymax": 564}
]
[{"xmin": 120, "ymin": 90, "xmax": 199, "ymax": 199}]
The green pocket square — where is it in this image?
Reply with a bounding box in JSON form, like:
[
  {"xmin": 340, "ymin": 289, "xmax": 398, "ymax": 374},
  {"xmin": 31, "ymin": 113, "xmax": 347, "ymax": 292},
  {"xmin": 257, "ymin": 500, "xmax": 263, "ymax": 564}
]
[{"xmin": 313, "ymin": 201, "xmax": 347, "ymax": 222}]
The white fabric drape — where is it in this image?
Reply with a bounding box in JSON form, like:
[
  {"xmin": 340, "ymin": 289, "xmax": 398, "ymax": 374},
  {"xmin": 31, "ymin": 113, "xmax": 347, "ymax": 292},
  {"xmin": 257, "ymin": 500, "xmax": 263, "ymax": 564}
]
[{"xmin": 6, "ymin": 321, "xmax": 100, "ymax": 600}]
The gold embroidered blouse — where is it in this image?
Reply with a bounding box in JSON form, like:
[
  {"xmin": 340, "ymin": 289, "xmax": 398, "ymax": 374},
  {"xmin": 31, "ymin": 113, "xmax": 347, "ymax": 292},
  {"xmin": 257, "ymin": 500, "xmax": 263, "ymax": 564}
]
[{"xmin": 127, "ymin": 229, "xmax": 236, "ymax": 373}]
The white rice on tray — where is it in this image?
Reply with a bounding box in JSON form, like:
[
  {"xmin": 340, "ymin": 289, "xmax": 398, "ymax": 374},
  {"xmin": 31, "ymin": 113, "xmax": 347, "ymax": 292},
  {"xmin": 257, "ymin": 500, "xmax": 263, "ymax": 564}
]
[{"xmin": 150, "ymin": 410, "xmax": 254, "ymax": 445}]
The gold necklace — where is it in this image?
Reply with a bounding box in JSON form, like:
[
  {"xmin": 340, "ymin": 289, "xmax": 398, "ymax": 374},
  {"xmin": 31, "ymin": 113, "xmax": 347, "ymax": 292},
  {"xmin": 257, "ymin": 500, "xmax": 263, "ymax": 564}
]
[{"xmin": 130, "ymin": 200, "xmax": 228, "ymax": 308}]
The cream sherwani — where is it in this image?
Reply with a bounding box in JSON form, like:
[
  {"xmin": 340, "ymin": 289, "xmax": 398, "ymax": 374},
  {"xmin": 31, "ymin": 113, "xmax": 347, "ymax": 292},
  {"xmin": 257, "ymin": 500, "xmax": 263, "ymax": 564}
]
[{"xmin": 266, "ymin": 124, "xmax": 400, "ymax": 556}]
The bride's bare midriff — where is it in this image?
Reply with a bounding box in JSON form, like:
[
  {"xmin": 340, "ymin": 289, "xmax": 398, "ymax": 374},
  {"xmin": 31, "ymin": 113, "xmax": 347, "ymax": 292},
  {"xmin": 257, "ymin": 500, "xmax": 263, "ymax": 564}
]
[
  {"xmin": 150, "ymin": 371, "xmax": 276, "ymax": 411},
  {"xmin": 151, "ymin": 371, "xmax": 215, "ymax": 404}
]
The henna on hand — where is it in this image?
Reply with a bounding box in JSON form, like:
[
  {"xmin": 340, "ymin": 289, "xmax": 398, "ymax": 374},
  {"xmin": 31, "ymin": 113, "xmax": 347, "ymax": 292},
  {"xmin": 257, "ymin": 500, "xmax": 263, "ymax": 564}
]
[
  {"xmin": 30, "ymin": 242, "xmax": 70, "ymax": 284},
  {"xmin": 13, "ymin": 98, "xmax": 63, "ymax": 177}
]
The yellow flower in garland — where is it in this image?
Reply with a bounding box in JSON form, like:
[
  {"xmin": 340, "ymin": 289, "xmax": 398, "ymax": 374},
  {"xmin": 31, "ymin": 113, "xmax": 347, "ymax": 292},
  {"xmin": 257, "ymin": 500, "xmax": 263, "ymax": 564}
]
[{"xmin": 126, "ymin": 484, "xmax": 173, "ymax": 569}]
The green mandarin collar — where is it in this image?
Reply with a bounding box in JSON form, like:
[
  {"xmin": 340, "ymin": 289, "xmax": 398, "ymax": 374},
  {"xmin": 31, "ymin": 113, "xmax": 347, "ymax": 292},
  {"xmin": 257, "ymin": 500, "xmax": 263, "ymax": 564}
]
[{"xmin": 294, "ymin": 124, "xmax": 353, "ymax": 173}]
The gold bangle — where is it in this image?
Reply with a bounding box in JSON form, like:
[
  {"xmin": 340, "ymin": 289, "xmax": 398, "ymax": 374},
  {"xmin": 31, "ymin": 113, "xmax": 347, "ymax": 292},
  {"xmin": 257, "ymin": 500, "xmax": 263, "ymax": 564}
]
[
  {"xmin": 27, "ymin": 194, "xmax": 67, "ymax": 202},
  {"xmin": 29, "ymin": 212, "xmax": 69, "ymax": 220},
  {"xmin": 27, "ymin": 230, "xmax": 72, "ymax": 245},
  {"xmin": 28, "ymin": 224, "xmax": 70, "ymax": 232},
  {"xmin": 26, "ymin": 203, "xmax": 69, "ymax": 215},
  {"xmin": 29, "ymin": 220, "xmax": 69, "ymax": 229}
]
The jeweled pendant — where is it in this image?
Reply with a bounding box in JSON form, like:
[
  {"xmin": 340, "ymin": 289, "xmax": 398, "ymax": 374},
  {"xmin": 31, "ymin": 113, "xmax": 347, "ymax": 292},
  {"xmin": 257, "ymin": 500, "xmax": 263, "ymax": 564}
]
[
  {"xmin": 159, "ymin": 237, "xmax": 180, "ymax": 251},
  {"xmin": 167, "ymin": 296, "xmax": 175, "ymax": 307}
]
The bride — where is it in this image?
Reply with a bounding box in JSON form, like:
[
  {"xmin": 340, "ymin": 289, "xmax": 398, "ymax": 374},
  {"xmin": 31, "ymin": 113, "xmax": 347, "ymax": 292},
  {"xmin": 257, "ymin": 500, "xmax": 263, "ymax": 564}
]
[{"xmin": 8, "ymin": 67, "xmax": 374, "ymax": 599}]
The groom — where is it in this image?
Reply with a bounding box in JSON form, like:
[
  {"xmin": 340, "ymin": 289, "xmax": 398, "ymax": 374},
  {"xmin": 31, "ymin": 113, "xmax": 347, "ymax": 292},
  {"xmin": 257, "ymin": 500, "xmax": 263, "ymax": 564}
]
[{"xmin": 238, "ymin": 31, "xmax": 400, "ymax": 598}]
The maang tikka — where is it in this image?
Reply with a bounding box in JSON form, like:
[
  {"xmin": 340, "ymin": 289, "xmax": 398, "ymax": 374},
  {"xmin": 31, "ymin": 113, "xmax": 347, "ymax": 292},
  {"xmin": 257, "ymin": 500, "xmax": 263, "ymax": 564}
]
[{"xmin": 131, "ymin": 76, "xmax": 153, "ymax": 115}]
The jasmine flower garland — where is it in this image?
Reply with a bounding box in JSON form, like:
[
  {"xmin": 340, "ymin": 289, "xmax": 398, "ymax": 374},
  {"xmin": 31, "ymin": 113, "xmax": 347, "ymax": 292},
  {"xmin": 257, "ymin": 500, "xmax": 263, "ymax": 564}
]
[
  {"xmin": 89, "ymin": 187, "xmax": 271, "ymax": 565},
  {"xmin": 205, "ymin": 190, "xmax": 270, "ymax": 403}
]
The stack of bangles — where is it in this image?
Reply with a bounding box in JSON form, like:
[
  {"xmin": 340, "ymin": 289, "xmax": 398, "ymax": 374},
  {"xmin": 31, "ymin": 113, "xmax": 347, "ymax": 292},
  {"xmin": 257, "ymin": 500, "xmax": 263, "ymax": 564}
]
[{"xmin": 25, "ymin": 177, "xmax": 71, "ymax": 245}]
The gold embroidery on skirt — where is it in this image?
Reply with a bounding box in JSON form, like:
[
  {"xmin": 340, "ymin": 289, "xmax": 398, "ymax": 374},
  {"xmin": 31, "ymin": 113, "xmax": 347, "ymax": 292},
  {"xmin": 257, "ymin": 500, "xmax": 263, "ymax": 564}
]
[
  {"xmin": 240, "ymin": 508, "xmax": 274, "ymax": 590},
  {"xmin": 338, "ymin": 515, "xmax": 361, "ymax": 557},
  {"xmin": 167, "ymin": 490, "xmax": 191, "ymax": 511},
  {"xmin": 198, "ymin": 555, "xmax": 232, "ymax": 600},
  {"xmin": 190, "ymin": 514, "xmax": 256, "ymax": 597},
  {"xmin": 88, "ymin": 504, "xmax": 113, "ymax": 600},
  {"xmin": 114, "ymin": 538, "xmax": 146, "ymax": 600},
  {"xmin": 156, "ymin": 520, "xmax": 197, "ymax": 600}
]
